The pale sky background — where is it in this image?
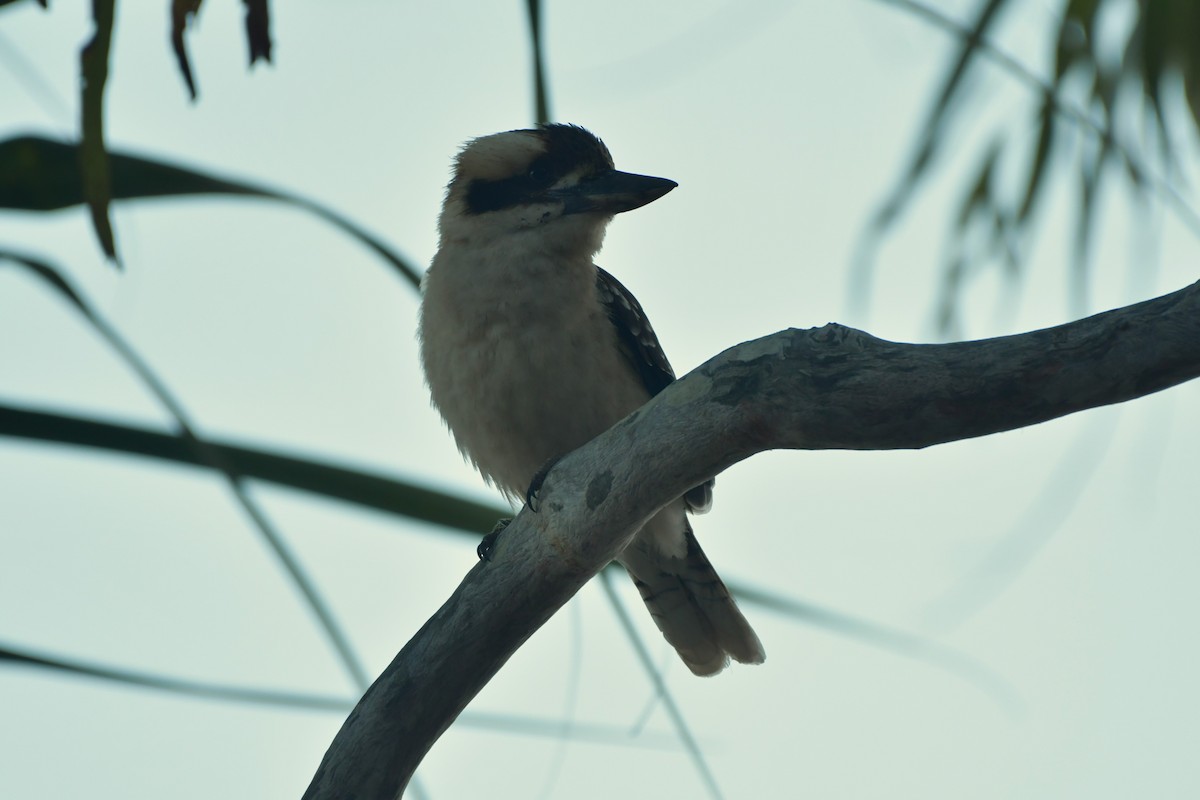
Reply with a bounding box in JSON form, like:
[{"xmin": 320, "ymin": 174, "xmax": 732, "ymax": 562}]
[{"xmin": 2, "ymin": 1, "xmax": 1199, "ymax": 798}]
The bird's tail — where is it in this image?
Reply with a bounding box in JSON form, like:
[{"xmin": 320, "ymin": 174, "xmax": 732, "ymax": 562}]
[{"xmin": 618, "ymin": 518, "xmax": 765, "ymax": 677}]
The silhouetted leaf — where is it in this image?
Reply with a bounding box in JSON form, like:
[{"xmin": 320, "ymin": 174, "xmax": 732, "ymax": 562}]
[
  {"xmin": 79, "ymin": 0, "xmax": 117, "ymax": 263},
  {"xmin": 0, "ymin": 136, "xmax": 261, "ymax": 208},
  {"xmin": 0, "ymin": 402, "xmax": 507, "ymax": 533},
  {"xmin": 1, "ymin": 386, "xmax": 1033, "ymax": 717},
  {"xmin": 0, "ymin": 642, "xmax": 352, "ymax": 711},
  {"xmin": 0, "ymin": 249, "xmax": 85, "ymax": 309},
  {"xmin": 0, "ymin": 641, "xmax": 687, "ymax": 746},
  {"xmin": 0, "ymin": 396, "xmax": 1014, "ymax": 688},
  {"xmin": 242, "ymin": 0, "xmax": 271, "ymax": 65},
  {"xmin": 0, "ymin": 135, "xmax": 422, "ymax": 288},
  {"xmin": 167, "ymin": 0, "xmax": 270, "ymax": 98},
  {"xmin": 1, "ymin": 248, "xmax": 376, "ymax": 691},
  {"xmin": 171, "ymin": 0, "xmax": 203, "ymax": 100}
]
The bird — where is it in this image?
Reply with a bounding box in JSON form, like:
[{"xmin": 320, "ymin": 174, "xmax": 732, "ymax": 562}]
[{"xmin": 418, "ymin": 123, "xmax": 764, "ymax": 676}]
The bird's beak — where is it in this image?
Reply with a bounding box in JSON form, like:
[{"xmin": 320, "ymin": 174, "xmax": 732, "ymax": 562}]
[{"xmin": 555, "ymin": 170, "xmax": 677, "ymax": 215}]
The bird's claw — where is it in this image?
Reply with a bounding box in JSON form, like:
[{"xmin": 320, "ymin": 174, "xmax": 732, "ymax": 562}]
[
  {"xmin": 478, "ymin": 518, "xmax": 511, "ymax": 561},
  {"xmin": 525, "ymin": 456, "xmax": 561, "ymax": 512}
]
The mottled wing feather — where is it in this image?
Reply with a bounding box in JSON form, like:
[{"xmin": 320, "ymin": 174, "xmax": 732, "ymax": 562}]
[
  {"xmin": 595, "ymin": 266, "xmax": 675, "ymax": 395},
  {"xmin": 595, "ymin": 266, "xmax": 714, "ymax": 514}
]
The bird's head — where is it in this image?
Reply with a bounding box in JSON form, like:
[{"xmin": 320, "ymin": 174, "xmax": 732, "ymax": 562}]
[{"xmin": 438, "ymin": 124, "xmax": 676, "ymax": 255}]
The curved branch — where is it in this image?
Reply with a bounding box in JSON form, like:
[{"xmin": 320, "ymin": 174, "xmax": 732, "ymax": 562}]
[{"xmin": 303, "ymin": 280, "xmax": 1200, "ymax": 799}]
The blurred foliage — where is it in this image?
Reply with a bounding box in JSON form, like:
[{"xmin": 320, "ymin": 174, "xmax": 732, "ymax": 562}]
[
  {"xmin": 17, "ymin": 0, "xmax": 1194, "ymax": 323},
  {"xmin": 3, "ymin": 0, "xmax": 273, "ymax": 260},
  {"xmin": 865, "ymin": 0, "xmax": 1200, "ymax": 334}
]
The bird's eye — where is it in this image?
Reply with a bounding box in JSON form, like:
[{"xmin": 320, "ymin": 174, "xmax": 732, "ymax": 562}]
[{"xmin": 527, "ymin": 164, "xmax": 548, "ymax": 183}]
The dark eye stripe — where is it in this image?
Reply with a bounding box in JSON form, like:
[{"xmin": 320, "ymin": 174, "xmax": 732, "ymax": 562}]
[
  {"xmin": 466, "ymin": 154, "xmax": 563, "ymax": 214},
  {"xmin": 463, "ymin": 124, "xmax": 615, "ymax": 215}
]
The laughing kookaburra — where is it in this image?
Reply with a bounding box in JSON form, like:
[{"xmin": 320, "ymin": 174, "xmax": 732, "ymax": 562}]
[{"xmin": 419, "ymin": 123, "xmax": 764, "ymax": 676}]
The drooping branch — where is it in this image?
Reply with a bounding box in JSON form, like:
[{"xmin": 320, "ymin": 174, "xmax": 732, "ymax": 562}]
[{"xmin": 303, "ymin": 280, "xmax": 1200, "ymax": 799}]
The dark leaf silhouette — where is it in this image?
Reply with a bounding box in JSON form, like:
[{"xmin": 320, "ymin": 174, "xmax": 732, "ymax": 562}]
[
  {"xmin": 0, "ymin": 641, "xmax": 352, "ymax": 711},
  {"xmin": 168, "ymin": 0, "xmax": 272, "ymax": 100},
  {"xmin": 0, "ymin": 0, "xmax": 47, "ymax": 11},
  {"xmin": 0, "ymin": 398, "xmax": 1012, "ymax": 698},
  {"xmin": 1, "ymin": 248, "xmax": 377, "ymax": 690},
  {"xmin": 171, "ymin": 0, "xmax": 203, "ymax": 99},
  {"xmin": 0, "ymin": 403, "xmax": 506, "ymax": 534},
  {"xmin": 0, "ymin": 641, "xmax": 683, "ymax": 747},
  {"xmin": 243, "ymin": 0, "xmax": 272, "ymax": 65},
  {"xmin": 79, "ymin": 0, "xmax": 117, "ymax": 263},
  {"xmin": 0, "ymin": 135, "xmax": 422, "ymax": 288}
]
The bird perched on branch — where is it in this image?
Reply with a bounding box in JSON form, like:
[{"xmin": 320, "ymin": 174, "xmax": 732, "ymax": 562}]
[{"xmin": 419, "ymin": 123, "xmax": 764, "ymax": 676}]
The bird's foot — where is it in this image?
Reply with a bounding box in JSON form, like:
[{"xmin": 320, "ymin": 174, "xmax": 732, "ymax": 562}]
[
  {"xmin": 478, "ymin": 518, "xmax": 511, "ymax": 561},
  {"xmin": 525, "ymin": 456, "xmax": 562, "ymax": 512}
]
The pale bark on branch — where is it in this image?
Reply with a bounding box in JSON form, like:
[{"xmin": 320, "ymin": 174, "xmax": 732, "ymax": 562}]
[{"xmin": 303, "ymin": 280, "xmax": 1200, "ymax": 800}]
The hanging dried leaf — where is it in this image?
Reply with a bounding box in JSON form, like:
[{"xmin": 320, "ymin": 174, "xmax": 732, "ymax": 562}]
[
  {"xmin": 243, "ymin": 0, "xmax": 272, "ymax": 65},
  {"xmin": 79, "ymin": 0, "xmax": 117, "ymax": 264},
  {"xmin": 171, "ymin": 0, "xmax": 204, "ymax": 100}
]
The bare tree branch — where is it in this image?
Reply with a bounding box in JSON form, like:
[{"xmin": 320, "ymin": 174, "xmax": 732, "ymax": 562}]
[{"xmin": 303, "ymin": 280, "xmax": 1200, "ymax": 799}]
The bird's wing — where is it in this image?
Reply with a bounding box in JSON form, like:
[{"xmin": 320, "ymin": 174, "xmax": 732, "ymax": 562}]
[
  {"xmin": 596, "ymin": 266, "xmax": 676, "ymax": 396},
  {"xmin": 595, "ymin": 266, "xmax": 714, "ymax": 514}
]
